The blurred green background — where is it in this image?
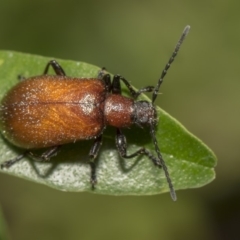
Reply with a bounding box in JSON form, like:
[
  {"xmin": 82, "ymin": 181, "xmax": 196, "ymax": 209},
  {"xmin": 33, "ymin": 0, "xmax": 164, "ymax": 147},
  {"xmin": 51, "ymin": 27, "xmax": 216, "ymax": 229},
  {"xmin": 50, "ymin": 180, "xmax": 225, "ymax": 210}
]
[{"xmin": 0, "ymin": 0, "xmax": 239, "ymax": 239}]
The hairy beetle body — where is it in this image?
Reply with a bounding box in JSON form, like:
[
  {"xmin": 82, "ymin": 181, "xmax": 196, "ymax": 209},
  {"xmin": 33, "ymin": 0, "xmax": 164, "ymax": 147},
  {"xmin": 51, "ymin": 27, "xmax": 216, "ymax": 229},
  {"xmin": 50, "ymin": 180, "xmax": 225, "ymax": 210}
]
[{"xmin": 0, "ymin": 25, "xmax": 190, "ymax": 201}]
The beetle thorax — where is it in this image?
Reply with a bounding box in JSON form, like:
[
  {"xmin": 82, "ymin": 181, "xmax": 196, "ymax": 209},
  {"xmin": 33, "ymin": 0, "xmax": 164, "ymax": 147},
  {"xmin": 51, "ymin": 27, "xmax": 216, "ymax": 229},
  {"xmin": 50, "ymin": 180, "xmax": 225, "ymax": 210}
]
[{"xmin": 104, "ymin": 94, "xmax": 134, "ymax": 128}]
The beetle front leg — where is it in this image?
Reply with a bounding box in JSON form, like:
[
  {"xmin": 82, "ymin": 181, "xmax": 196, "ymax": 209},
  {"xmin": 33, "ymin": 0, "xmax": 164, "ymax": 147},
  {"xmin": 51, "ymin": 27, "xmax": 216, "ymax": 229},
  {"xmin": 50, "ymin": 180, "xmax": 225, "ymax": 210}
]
[
  {"xmin": 88, "ymin": 135, "xmax": 103, "ymax": 189},
  {"xmin": 112, "ymin": 75, "xmax": 154, "ymax": 98},
  {"xmin": 115, "ymin": 128, "xmax": 161, "ymax": 167}
]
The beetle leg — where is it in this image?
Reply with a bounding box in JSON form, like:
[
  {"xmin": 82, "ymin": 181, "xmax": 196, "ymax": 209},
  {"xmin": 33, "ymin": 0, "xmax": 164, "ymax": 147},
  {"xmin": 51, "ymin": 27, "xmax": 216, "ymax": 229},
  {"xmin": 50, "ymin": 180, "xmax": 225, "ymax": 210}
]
[
  {"xmin": 17, "ymin": 75, "xmax": 26, "ymax": 81},
  {"xmin": 27, "ymin": 146, "xmax": 61, "ymax": 162},
  {"xmin": 43, "ymin": 60, "xmax": 66, "ymax": 76},
  {"xmin": 0, "ymin": 152, "xmax": 27, "ymax": 169},
  {"xmin": 112, "ymin": 75, "xmax": 154, "ymax": 98},
  {"xmin": 16, "ymin": 60, "xmax": 66, "ymax": 83},
  {"xmin": 0, "ymin": 146, "xmax": 61, "ymax": 170},
  {"xmin": 88, "ymin": 135, "xmax": 103, "ymax": 189},
  {"xmin": 115, "ymin": 128, "xmax": 162, "ymax": 167},
  {"xmin": 97, "ymin": 67, "xmax": 107, "ymax": 79},
  {"xmin": 102, "ymin": 74, "xmax": 112, "ymax": 93},
  {"xmin": 133, "ymin": 86, "xmax": 155, "ymax": 98}
]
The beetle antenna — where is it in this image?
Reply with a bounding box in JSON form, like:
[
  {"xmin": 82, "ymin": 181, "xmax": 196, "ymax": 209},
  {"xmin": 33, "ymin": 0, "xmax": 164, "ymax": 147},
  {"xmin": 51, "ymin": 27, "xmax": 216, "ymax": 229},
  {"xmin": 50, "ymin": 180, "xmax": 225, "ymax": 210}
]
[
  {"xmin": 152, "ymin": 25, "xmax": 190, "ymax": 103},
  {"xmin": 150, "ymin": 124, "xmax": 177, "ymax": 201}
]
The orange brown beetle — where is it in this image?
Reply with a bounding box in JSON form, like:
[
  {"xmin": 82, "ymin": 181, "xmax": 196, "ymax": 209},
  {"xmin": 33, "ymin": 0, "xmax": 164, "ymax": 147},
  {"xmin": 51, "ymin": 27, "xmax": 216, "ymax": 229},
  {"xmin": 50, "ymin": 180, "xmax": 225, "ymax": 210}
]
[{"xmin": 0, "ymin": 26, "xmax": 190, "ymax": 200}]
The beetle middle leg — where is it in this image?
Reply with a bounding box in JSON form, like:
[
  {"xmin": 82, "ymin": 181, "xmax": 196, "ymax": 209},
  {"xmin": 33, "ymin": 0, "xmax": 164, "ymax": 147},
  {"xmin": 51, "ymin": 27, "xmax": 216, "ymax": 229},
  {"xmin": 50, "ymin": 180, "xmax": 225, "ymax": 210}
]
[
  {"xmin": 115, "ymin": 128, "xmax": 162, "ymax": 167},
  {"xmin": 88, "ymin": 135, "xmax": 103, "ymax": 189}
]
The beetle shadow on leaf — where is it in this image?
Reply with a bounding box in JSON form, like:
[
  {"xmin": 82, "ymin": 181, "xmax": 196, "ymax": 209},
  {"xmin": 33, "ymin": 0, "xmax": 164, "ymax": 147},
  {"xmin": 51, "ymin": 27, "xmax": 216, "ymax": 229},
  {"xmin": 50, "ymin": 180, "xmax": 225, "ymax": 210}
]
[
  {"xmin": 1, "ymin": 123, "xmax": 155, "ymax": 179},
  {"xmin": 119, "ymin": 156, "xmax": 143, "ymax": 173},
  {"xmin": 28, "ymin": 141, "xmax": 93, "ymax": 179},
  {"xmin": 0, "ymin": 137, "xmax": 92, "ymax": 178}
]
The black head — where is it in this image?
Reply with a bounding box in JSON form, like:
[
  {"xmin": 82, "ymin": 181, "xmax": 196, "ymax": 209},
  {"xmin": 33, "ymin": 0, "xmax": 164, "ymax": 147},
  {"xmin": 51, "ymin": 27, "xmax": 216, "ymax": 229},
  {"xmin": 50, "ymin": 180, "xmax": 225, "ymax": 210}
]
[
  {"xmin": 135, "ymin": 25, "xmax": 190, "ymax": 201},
  {"xmin": 133, "ymin": 101, "xmax": 157, "ymax": 127}
]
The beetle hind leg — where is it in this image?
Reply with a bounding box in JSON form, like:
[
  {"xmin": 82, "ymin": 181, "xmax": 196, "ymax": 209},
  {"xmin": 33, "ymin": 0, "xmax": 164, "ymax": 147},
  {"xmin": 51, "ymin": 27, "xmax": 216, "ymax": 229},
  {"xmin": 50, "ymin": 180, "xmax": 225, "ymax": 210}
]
[
  {"xmin": 0, "ymin": 152, "xmax": 27, "ymax": 169},
  {"xmin": 27, "ymin": 146, "xmax": 61, "ymax": 162},
  {"xmin": 43, "ymin": 60, "xmax": 66, "ymax": 76},
  {"xmin": 0, "ymin": 146, "xmax": 61, "ymax": 169}
]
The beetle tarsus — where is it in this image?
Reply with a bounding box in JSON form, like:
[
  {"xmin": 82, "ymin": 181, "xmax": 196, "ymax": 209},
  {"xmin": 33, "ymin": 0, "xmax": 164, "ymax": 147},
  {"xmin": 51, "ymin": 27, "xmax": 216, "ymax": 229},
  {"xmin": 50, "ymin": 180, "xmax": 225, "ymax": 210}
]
[
  {"xmin": 91, "ymin": 178, "xmax": 97, "ymax": 190},
  {"xmin": 1, "ymin": 152, "xmax": 26, "ymax": 169}
]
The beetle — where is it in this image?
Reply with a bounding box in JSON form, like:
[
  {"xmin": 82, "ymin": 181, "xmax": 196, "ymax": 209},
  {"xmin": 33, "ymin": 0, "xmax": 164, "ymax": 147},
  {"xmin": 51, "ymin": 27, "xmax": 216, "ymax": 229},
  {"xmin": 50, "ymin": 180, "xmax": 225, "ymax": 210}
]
[{"xmin": 0, "ymin": 25, "xmax": 190, "ymax": 201}]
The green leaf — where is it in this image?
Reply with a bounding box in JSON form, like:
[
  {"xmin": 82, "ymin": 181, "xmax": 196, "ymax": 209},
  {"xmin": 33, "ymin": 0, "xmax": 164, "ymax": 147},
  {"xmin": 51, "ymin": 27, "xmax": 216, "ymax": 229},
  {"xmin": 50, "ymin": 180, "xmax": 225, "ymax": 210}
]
[
  {"xmin": 0, "ymin": 205, "xmax": 11, "ymax": 240},
  {"xmin": 0, "ymin": 50, "xmax": 217, "ymax": 197}
]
